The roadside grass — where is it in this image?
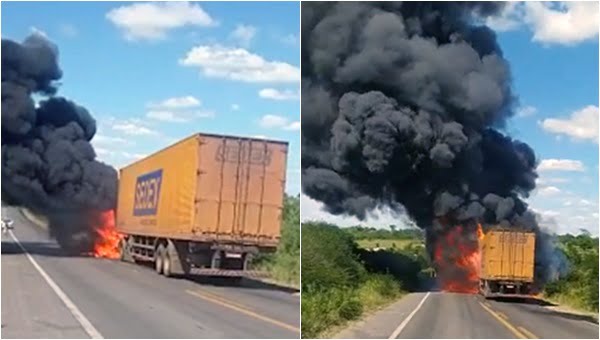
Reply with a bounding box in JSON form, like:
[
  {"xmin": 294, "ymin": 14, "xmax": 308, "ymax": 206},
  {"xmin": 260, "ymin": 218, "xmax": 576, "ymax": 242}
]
[
  {"xmin": 301, "ymin": 222, "xmax": 422, "ymax": 338},
  {"xmin": 302, "ymin": 275, "xmax": 404, "ymax": 339}
]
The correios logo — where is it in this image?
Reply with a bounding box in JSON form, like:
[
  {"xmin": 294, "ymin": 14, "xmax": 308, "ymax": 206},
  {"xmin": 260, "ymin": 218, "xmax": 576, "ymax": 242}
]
[{"xmin": 133, "ymin": 169, "xmax": 163, "ymax": 216}]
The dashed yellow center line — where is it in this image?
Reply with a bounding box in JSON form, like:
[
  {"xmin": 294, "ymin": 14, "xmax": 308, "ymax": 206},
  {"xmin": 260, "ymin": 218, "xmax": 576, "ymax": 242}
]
[
  {"xmin": 497, "ymin": 311, "xmax": 508, "ymax": 320},
  {"xmin": 186, "ymin": 289, "xmax": 300, "ymax": 333},
  {"xmin": 189, "ymin": 288, "xmax": 255, "ymax": 311},
  {"xmin": 479, "ymin": 301, "xmax": 528, "ymax": 339},
  {"xmin": 518, "ymin": 326, "xmax": 539, "ymax": 339}
]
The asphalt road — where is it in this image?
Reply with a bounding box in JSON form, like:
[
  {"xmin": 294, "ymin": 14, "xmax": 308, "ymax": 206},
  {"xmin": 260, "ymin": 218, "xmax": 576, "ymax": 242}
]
[
  {"xmin": 1, "ymin": 207, "xmax": 300, "ymax": 339},
  {"xmin": 335, "ymin": 292, "xmax": 598, "ymax": 339}
]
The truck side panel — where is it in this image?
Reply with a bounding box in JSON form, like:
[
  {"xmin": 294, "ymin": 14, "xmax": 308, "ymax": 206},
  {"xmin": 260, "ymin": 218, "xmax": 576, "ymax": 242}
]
[
  {"xmin": 481, "ymin": 230, "xmax": 535, "ymax": 282},
  {"xmin": 194, "ymin": 135, "xmax": 287, "ymax": 245},
  {"xmin": 116, "ymin": 136, "xmax": 198, "ymax": 238}
]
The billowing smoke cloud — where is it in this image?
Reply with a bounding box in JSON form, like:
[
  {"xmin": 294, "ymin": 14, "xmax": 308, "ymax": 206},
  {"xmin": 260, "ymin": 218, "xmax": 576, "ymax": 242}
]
[
  {"xmin": 301, "ymin": 2, "xmax": 563, "ymax": 285},
  {"xmin": 2, "ymin": 33, "xmax": 118, "ymax": 252}
]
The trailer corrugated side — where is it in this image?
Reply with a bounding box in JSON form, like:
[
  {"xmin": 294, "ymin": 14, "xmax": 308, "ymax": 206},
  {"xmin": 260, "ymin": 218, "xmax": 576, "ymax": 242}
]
[
  {"xmin": 116, "ymin": 133, "xmax": 288, "ymax": 277},
  {"xmin": 479, "ymin": 229, "xmax": 536, "ymax": 298}
]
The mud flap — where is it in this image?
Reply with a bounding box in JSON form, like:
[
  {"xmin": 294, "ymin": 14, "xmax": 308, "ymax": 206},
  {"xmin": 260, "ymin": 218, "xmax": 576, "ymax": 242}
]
[{"xmin": 166, "ymin": 239, "xmax": 190, "ymax": 276}]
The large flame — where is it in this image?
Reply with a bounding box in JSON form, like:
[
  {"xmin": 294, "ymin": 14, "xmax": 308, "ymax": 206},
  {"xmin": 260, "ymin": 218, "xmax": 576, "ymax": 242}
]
[
  {"xmin": 93, "ymin": 210, "xmax": 122, "ymax": 259},
  {"xmin": 433, "ymin": 222, "xmax": 483, "ymax": 294}
]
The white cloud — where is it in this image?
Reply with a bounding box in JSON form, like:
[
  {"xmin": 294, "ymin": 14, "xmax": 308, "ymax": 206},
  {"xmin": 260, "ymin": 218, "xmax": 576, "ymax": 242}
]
[
  {"xmin": 541, "ymin": 105, "xmax": 599, "ymax": 143},
  {"xmin": 525, "ymin": 2, "xmax": 599, "ymax": 45},
  {"xmin": 537, "ymin": 186, "xmax": 561, "ymax": 196},
  {"xmin": 259, "ymin": 88, "xmax": 300, "ymax": 101},
  {"xmin": 538, "ymin": 159, "xmax": 585, "ymax": 172},
  {"xmin": 536, "ymin": 176, "xmax": 569, "ymax": 186},
  {"xmin": 485, "ymin": 2, "xmax": 599, "ymax": 46},
  {"xmin": 301, "ymin": 194, "xmax": 417, "ymax": 229},
  {"xmin": 259, "ymin": 114, "xmax": 288, "ymax": 128},
  {"xmin": 121, "ymin": 151, "xmax": 147, "ymax": 160},
  {"xmin": 180, "ymin": 45, "xmax": 300, "ymax": 83},
  {"xmin": 94, "ymin": 147, "xmax": 113, "ymax": 157},
  {"xmin": 231, "ymin": 104, "xmax": 240, "ymax": 111},
  {"xmin": 112, "ymin": 122, "xmax": 159, "ymax": 136},
  {"xmin": 230, "ymin": 24, "xmax": 257, "ymax": 47},
  {"xmin": 146, "ymin": 109, "xmax": 214, "ymax": 122},
  {"xmin": 485, "ymin": 2, "xmax": 524, "ymax": 32},
  {"xmin": 146, "ymin": 110, "xmax": 188, "ymax": 123},
  {"xmin": 30, "ymin": 26, "xmax": 48, "ymax": 39},
  {"xmin": 59, "ymin": 23, "xmax": 78, "ymax": 37},
  {"xmin": 106, "ymin": 2, "xmax": 216, "ymax": 41},
  {"xmin": 259, "ymin": 114, "xmax": 299, "ymax": 131},
  {"xmin": 93, "ymin": 134, "xmax": 130, "ymax": 146},
  {"xmin": 148, "ymin": 96, "xmax": 201, "ymax": 109},
  {"xmin": 284, "ymin": 121, "xmax": 301, "ymax": 131},
  {"xmin": 516, "ymin": 105, "xmax": 537, "ymax": 118}
]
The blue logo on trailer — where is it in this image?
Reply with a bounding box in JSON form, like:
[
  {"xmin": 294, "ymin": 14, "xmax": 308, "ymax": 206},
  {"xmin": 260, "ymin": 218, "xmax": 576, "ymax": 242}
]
[{"xmin": 133, "ymin": 169, "xmax": 163, "ymax": 216}]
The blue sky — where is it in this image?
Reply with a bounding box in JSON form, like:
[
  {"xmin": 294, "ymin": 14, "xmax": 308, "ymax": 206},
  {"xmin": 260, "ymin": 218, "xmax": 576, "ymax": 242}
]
[
  {"xmin": 301, "ymin": 2, "xmax": 599, "ymax": 235},
  {"xmin": 2, "ymin": 1, "xmax": 301, "ymax": 194}
]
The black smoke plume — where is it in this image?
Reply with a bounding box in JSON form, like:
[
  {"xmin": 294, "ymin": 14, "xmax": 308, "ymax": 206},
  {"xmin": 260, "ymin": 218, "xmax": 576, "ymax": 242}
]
[
  {"xmin": 301, "ymin": 2, "xmax": 563, "ymax": 285},
  {"xmin": 2, "ymin": 33, "xmax": 118, "ymax": 252}
]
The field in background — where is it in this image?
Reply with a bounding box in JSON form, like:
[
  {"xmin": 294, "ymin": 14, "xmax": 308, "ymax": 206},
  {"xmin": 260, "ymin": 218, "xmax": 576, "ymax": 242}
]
[
  {"xmin": 357, "ymin": 238, "xmax": 419, "ymax": 250},
  {"xmin": 301, "ymin": 223, "xmax": 428, "ymax": 338}
]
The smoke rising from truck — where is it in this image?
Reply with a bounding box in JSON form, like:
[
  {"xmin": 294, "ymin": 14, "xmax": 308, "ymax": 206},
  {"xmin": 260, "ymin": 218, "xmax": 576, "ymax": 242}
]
[
  {"xmin": 301, "ymin": 2, "xmax": 563, "ymax": 286},
  {"xmin": 1, "ymin": 33, "xmax": 118, "ymax": 252}
]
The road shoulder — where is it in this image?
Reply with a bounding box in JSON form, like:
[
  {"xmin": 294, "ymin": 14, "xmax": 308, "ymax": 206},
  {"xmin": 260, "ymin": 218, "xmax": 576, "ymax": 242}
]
[{"xmin": 332, "ymin": 292, "xmax": 427, "ymax": 339}]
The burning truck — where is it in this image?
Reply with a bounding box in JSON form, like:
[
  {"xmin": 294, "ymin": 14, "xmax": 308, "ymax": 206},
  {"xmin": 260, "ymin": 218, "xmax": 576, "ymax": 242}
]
[
  {"xmin": 301, "ymin": 1, "xmax": 564, "ymax": 295},
  {"xmin": 114, "ymin": 134, "xmax": 288, "ymax": 277},
  {"xmin": 1, "ymin": 34, "xmax": 289, "ymax": 278},
  {"xmin": 434, "ymin": 221, "xmax": 537, "ymax": 297}
]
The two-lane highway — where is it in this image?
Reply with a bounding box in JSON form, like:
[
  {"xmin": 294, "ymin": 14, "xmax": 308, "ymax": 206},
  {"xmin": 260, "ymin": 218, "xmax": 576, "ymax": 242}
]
[
  {"xmin": 335, "ymin": 292, "xmax": 598, "ymax": 339},
  {"xmin": 1, "ymin": 207, "xmax": 299, "ymax": 339}
]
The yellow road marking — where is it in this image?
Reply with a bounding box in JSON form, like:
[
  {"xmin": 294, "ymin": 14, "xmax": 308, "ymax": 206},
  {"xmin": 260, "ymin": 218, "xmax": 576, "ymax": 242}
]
[
  {"xmin": 186, "ymin": 290, "xmax": 299, "ymax": 333},
  {"xmin": 497, "ymin": 311, "xmax": 508, "ymax": 320},
  {"xmin": 190, "ymin": 288, "xmax": 255, "ymax": 311},
  {"xmin": 518, "ymin": 326, "xmax": 538, "ymax": 339},
  {"xmin": 484, "ymin": 302, "xmax": 492, "ymax": 307},
  {"xmin": 479, "ymin": 302, "xmax": 527, "ymax": 339}
]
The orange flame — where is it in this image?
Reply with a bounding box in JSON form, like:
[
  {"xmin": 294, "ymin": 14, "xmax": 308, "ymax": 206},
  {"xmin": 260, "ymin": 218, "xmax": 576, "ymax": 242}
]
[
  {"xmin": 93, "ymin": 210, "xmax": 122, "ymax": 259},
  {"xmin": 477, "ymin": 223, "xmax": 484, "ymax": 241},
  {"xmin": 434, "ymin": 222, "xmax": 482, "ymax": 294}
]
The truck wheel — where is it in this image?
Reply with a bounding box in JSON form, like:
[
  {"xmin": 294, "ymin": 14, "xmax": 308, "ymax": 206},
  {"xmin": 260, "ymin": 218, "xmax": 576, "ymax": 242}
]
[
  {"xmin": 155, "ymin": 244, "xmax": 165, "ymax": 274},
  {"xmin": 243, "ymin": 253, "xmax": 254, "ymax": 271},
  {"xmin": 211, "ymin": 250, "xmax": 223, "ymax": 269},
  {"xmin": 162, "ymin": 248, "xmax": 172, "ymax": 277},
  {"xmin": 119, "ymin": 238, "xmax": 133, "ymax": 263}
]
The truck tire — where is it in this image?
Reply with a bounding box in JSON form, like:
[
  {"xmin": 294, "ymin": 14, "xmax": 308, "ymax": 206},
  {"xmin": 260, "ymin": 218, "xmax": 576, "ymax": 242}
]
[
  {"xmin": 119, "ymin": 238, "xmax": 134, "ymax": 263},
  {"xmin": 162, "ymin": 247, "xmax": 172, "ymax": 277},
  {"xmin": 155, "ymin": 244, "xmax": 165, "ymax": 274},
  {"xmin": 243, "ymin": 253, "xmax": 254, "ymax": 271},
  {"xmin": 211, "ymin": 250, "xmax": 223, "ymax": 269}
]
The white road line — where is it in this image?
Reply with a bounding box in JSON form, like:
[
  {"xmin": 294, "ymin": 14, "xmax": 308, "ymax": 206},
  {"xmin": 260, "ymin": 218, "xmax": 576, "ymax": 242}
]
[
  {"xmin": 9, "ymin": 230, "xmax": 103, "ymax": 339},
  {"xmin": 388, "ymin": 292, "xmax": 431, "ymax": 339}
]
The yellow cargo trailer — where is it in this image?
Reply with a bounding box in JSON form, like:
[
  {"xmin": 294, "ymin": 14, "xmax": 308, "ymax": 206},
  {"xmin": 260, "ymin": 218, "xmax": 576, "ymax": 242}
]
[
  {"xmin": 479, "ymin": 229, "xmax": 536, "ymax": 298},
  {"xmin": 115, "ymin": 133, "xmax": 288, "ymax": 278}
]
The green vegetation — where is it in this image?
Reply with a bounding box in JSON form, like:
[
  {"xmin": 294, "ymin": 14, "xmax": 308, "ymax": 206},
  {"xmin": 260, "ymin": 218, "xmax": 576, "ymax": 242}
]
[
  {"xmin": 543, "ymin": 233, "xmax": 598, "ymax": 313},
  {"xmin": 255, "ymin": 195, "xmax": 300, "ymax": 287},
  {"xmin": 301, "ymin": 222, "xmax": 427, "ymax": 338}
]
